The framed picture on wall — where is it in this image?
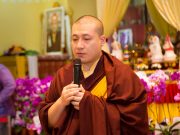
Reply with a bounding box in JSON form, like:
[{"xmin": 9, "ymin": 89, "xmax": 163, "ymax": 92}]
[
  {"xmin": 43, "ymin": 7, "xmax": 65, "ymax": 55},
  {"xmin": 117, "ymin": 28, "xmax": 133, "ymax": 49}
]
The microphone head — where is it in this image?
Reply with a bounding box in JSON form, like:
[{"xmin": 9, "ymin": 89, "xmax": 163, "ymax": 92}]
[
  {"xmin": 73, "ymin": 58, "xmax": 81, "ymax": 65},
  {"xmin": 73, "ymin": 58, "xmax": 81, "ymax": 85}
]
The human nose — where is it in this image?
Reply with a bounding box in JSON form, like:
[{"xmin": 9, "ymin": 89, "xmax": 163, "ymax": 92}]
[{"xmin": 77, "ymin": 39, "xmax": 84, "ymax": 49}]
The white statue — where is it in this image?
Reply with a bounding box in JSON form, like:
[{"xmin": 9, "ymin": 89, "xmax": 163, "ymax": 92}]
[
  {"xmin": 111, "ymin": 30, "xmax": 123, "ymax": 60},
  {"xmin": 148, "ymin": 35, "xmax": 163, "ymax": 63},
  {"xmin": 163, "ymin": 35, "xmax": 176, "ymax": 62}
]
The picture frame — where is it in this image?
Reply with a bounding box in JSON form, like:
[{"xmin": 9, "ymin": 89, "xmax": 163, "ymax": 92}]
[
  {"xmin": 117, "ymin": 28, "xmax": 133, "ymax": 49},
  {"xmin": 43, "ymin": 7, "xmax": 65, "ymax": 55}
]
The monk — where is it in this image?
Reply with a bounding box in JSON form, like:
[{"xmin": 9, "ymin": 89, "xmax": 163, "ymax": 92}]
[{"xmin": 39, "ymin": 15, "xmax": 148, "ymax": 135}]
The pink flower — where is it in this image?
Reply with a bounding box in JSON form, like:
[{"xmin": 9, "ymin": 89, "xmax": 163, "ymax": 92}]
[
  {"xmin": 178, "ymin": 81, "xmax": 180, "ymax": 90},
  {"xmin": 174, "ymin": 93, "xmax": 180, "ymax": 102},
  {"xmin": 14, "ymin": 76, "xmax": 52, "ymax": 134}
]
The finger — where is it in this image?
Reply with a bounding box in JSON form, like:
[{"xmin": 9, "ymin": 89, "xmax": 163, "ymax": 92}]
[
  {"xmin": 64, "ymin": 88, "xmax": 79, "ymax": 94},
  {"xmin": 71, "ymin": 101, "xmax": 79, "ymax": 110},
  {"xmin": 63, "ymin": 90, "xmax": 79, "ymax": 98},
  {"xmin": 60, "ymin": 95, "xmax": 75, "ymax": 105},
  {"xmin": 63, "ymin": 87, "xmax": 81, "ymax": 95},
  {"xmin": 72, "ymin": 96, "xmax": 81, "ymax": 102},
  {"xmin": 62, "ymin": 84, "xmax": 79, "ymax": 93},
  {"xmin": 66, "ymin": 84, "xmax": 79, "ymax": 89},
  {"xmin": 63, "ymin": 87, "xmax": 80, "ymax": 94},
  {"xmin": 71, "ymin": 101, "xmax": 79, "ymax": 106},
  {"xmin": 73, "ymin": 106, "xmax": 79, "ymax": 110},
  {"xmin": 68, "ymin": 87, "xmax": 81, "ymax": 93},
  {"xmin": 66, "ymin": 96, "xmax": 76, "ymax": 102},
  {"xmin": 74, "ymin": 91, "xmax": 84, "ymax": 97}
]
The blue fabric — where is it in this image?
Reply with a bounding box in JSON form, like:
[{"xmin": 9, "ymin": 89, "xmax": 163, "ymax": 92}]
[{"xmin": 0, "ymin": 64, "xmax": 16, "ymax": 116}]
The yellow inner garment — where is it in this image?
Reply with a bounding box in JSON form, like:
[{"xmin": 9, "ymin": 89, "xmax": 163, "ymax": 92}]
[
  {"xmin": 81, "ymin": 58, "xmax": 99, "ymax": 78},
  {"xmin": 90, "ymin": 76, "xmax": 107, "ymax": 98}
]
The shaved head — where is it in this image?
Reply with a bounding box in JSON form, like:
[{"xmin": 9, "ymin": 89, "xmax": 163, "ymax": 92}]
[{"xmin": 73, "ymin": 15, "xmax": 104, "ymax": 36}]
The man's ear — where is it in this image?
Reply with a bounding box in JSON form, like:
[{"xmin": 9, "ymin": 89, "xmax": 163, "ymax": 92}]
[{"xmin": 100, "ymin": 35, "xmax": 106, "ymax": 45}]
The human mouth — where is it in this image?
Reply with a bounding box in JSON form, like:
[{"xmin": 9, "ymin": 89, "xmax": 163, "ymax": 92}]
[{"xmin": 76, "ymin": 53, "xmax": 85, "ymax": 57}]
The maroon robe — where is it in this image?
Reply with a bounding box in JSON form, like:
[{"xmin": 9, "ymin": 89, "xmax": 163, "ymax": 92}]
[
  {"xmin": 47, "ymin": 30, "xmax": 61, "ymax": 53},
  {"xmin": 39, "ymin": 51, "xmax": 148, "ymax": 135}
]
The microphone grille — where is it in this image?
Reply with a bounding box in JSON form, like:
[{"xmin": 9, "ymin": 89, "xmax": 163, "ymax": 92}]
[{"xmin": 74, "ymin": 58, "xmax": 81, "ymax": 65}]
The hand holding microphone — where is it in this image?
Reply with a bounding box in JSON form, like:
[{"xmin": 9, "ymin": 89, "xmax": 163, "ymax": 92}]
[
  {"xmin": 71, "ymin": 58, "xmax": 85, "ymax": 110},
  {"xmin": 60, "ymin": 59, "xmax": 85, "ymax": 110},
  {"xmin": 60, "ymin": 59, "xmax": 82, "ymax": 107}
]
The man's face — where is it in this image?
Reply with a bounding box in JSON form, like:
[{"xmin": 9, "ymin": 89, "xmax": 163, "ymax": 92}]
[
  {"xmin": 51, "ymin": 22, "xmax": 58, "ymax": 32},
  {"xmin": 50, "ymin": 14, "xmax": 59, "ymax": 32},
  {"xmin": 71, "ymin": 22, "xmax": 104, "ymax": 65}
]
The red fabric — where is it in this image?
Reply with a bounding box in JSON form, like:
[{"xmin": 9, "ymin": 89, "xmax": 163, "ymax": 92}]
[
  {"xmin": 0, "ymin": 117, "xmax": 8, "ymax": 123},
  {"xmin": 162, "ymin": 83, "xmax": 179, "ymax": 103},
  {"xmin": 165, "ymin": 48, "xmax": 173, "ymax": 51}
]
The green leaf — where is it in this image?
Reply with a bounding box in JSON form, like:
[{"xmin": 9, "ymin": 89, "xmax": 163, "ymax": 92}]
[{"xmin": 169, "ymin": 121, "xmax": 180, "ymax": 132}]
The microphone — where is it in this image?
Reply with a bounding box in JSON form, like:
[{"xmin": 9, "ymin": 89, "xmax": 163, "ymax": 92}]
[{"xmin": 73, "ymin": 58, "xmax": 81, "ymax": 86}]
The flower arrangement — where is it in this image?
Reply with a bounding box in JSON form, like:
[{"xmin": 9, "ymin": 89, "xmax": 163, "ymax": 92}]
[
  {"xmin": 136, "ymin": 70, "xmax": 180, "ymax": 134},
  {"xmin": 136, "ymin": 70, "xmax": 169, "ymax": 103},
  {"xmin": 12, "ymin": 76, "xmax": 52, "ymax": 134},
  {"xmin": 170, "ymin": 71, "xmax": 180, "ymax": 101}
]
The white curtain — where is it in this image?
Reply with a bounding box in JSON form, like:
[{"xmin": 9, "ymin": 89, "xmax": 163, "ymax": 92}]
[
  {"xmin": 146, "ymin": 0, "xmax": 176, "ymax": 37},
  {"xmin": 152, "ymin": 0, "xmax": 180, "ymax": 31},
  {"xmin": 96, "ymin": 0, "xmax": 130, "ymax": 37}
]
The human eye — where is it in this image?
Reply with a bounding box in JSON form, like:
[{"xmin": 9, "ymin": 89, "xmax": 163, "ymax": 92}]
[
  {"xmin": 72, "ymin": 38, "xmax": 78, "ymax": 41},
  {"xmin": 84, "ymin": 38, "xmax": 90, "ymax": 41},
  {"xmin": 72, "ymin": 37, "xmax": 78, "ymax": 42},
  {"xmin": 84, "ymin": 36, "xmax": 91, "ymax": 41}
]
